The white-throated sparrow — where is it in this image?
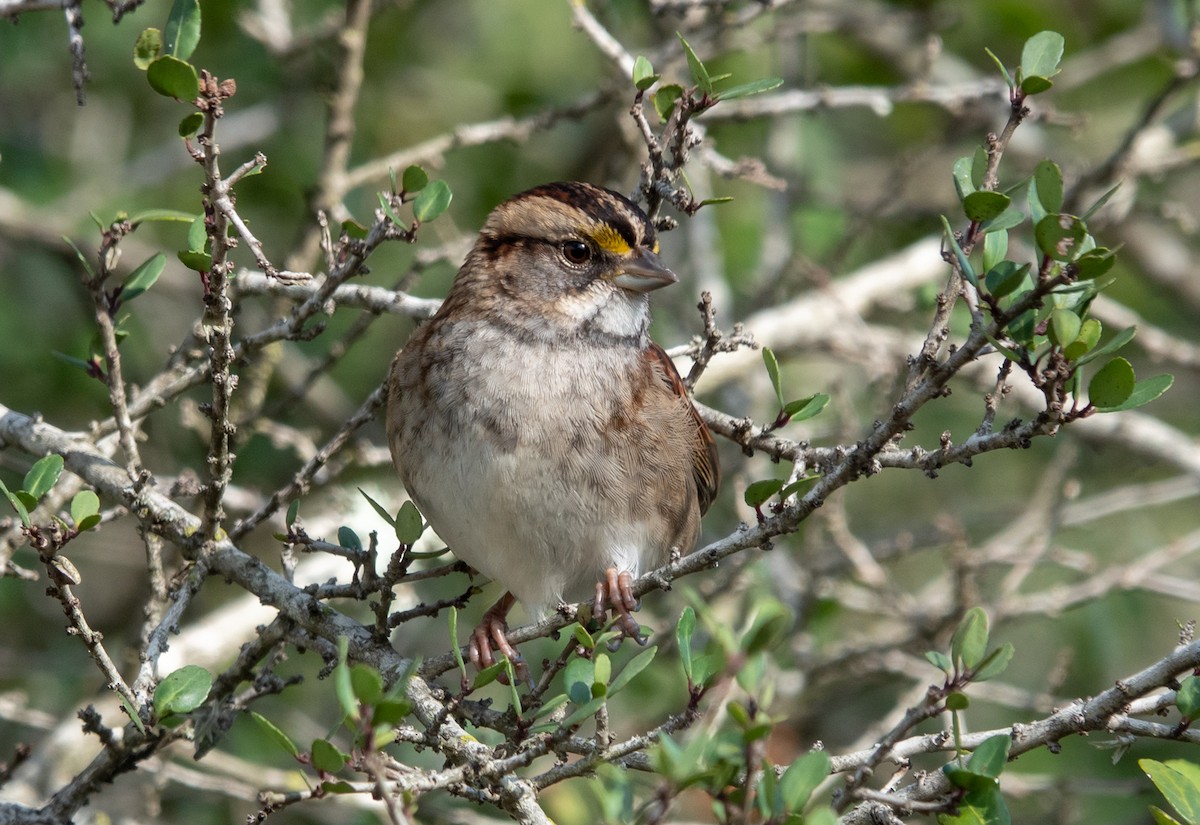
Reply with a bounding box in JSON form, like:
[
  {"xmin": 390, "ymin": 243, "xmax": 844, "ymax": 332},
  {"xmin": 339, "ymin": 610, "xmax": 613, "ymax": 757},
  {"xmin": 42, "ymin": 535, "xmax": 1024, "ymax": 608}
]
[{"xmin": 386, "ymin": 181, "xmax": 719, "ymax": 673}]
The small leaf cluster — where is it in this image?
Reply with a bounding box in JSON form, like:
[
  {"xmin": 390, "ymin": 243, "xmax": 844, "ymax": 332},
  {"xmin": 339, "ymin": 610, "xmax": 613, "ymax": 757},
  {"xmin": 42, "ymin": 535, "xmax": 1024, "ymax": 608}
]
[
  {"xmin": 0, "ymin": 454, "xmax": 100, "ymax": 536},
  {"xmin": 250, "ymin": 638, "xmax": 415, "ymax": 793},
  {"xmin": 135, "ymin": 0, "xmax": 202, "ymax": 102},
  {"xmin": 947, "ymin": 31, "xmax": 1171, "ymax": 416},
  {"xmin": 633, "ymin": 35, "xmax": 783, "ymax": 119},
  {"xmin": 645, "ymin": 600, "xmax": 836, "ymax": 824},
  {"xmin": 525, "ymin": 627, "xmax": 658, "ymax": 733},
  {"xmin": 740, "ymin": 348, "xmax": 827, "ymax": 520},
  {"xmin": 925, "ymin": 607, "xmax": 1015, "ymax": 690},
  {"xmin": 939, "ymin": 734, "xmax": 1013, "ymax": 825},
  {"xmin": 349, "ymin": 164, "xmax": 453, "ymax": 241}
]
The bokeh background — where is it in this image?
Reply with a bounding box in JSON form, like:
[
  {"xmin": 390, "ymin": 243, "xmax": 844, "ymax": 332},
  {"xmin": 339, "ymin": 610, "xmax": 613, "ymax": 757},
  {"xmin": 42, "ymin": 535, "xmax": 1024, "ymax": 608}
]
[{"xmin": 2, "ymin": 0, "xmax": 1200, "ymax": 823}]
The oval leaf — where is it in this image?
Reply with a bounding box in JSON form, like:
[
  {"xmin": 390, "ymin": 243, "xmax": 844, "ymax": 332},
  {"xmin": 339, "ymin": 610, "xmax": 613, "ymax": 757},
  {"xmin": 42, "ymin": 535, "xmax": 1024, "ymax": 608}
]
[
  {"xmin": 412, "ymin": 180, "xmax": 452, "ymax": 223},
  {"xmin": 70, "ymin": 490, "xmax": 100, "ymax": 527},
  {"xmin": 395, "ymin": 500, "xmax": 424, "ymax": 544},
  {"xmin": 1088, "ymin": 357, "xmax": 1136, "ymax": 409},
  {"xmin": 153, "ymin": 664, "xmax": 212, "ymax": 717},
  {"xmin": 1093, "ymin": 373, "xmax": 1173, "ymax": 413},
  {"xmin": 311, "ymin": 738, "xmax": 348, "ymax": 774},
  {"xmin": 24, "ymin": 454, "xmax": 64, "ymax": 501},
  {"xmin": 401, "ymin": 165, "xmax": 428, "ymax": 193},
  {"xmin": 564, "ymin": 656, "xmax": 595, "ymax": 705},
  {"xmin": 1021, "ymin": 31, "xmax": 1065, "ymax": 81},
  {"xmin": 122, "ymin": 253, "xmax": 167, "ymax": 303},
  {"xmin": 133, "ymin": 28, "xmax": 162, "ymax": 70},
  {"xmin": 251, "ymin": 711, "xmax": 299, "ymax": 757},
  {"xmin": 146, "ymin": 55, "xmax": 199, "ymax": 100},
  {"xmin": 1034, "ymin": 160, "xmax": 1064, "ymax": 214},
  {"xmin": 950, "ymin": 607, "xmax": 989, "ymax": 671},
  {"xmin": 963, "ymin": 191, "xmax": 1011, "ymax": 223}
]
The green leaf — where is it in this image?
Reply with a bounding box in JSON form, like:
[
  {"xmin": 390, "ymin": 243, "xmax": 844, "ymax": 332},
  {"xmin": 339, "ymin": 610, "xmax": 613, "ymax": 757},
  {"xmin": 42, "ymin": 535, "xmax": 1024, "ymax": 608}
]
[
  {"xmin": 251, "ymin": 711, "xmax": 299, "ymax": 757},
  {"xmin": 632, "ymin": 55, "xmax": 659, "ymax": 91},
  {"xmin": 285, "ymin": 499, "xmax": 300, "ymax": 528},
  {"xmin": 394, "ymin": 500, "xmax": 424, "ymax": 545},
  {"xmin": 1094, "ymin": 373, "xmax": 1173, "ymax": 413},
  {"xmin": 1088, "ymin": 357, "xmax": 1135, "ymax": 409},
  {"xmin": 653, "ymin": 84, "xmax": 684, "ymax": 120},
  {"xmin": 358, "ymin": 488, "xmax": 395, "ymax": 527},
  {"xmin": 372, "ymin": 698, "xmax": 411, "ymax": 727},
  {"xmin": 185, "ymin": 215, "xmax": 207, "ymax": 251},
  {"xmin": 971, "ymin": 145, "xmax": 988, "ymax": 191},
  {"xmin": 676, "ymin": 607, "xmax": 696, "ymax": 682},
  {"xmin": 1035, "ymin": 213, "xmax": 1086, "ymax": 261},
  {"xmin": 592, "ymin": 653, "xmax": 612, "ymax": 696},
  {"xmin": 946, "ymin": 692, "xmax": 970, "ymax": 711},
  {"xmin": 1082, "ymin": 181, "xmax": 1122, "ymax": 221},
  {"xmin": 153, "ymin": 664, "xmax": 212, "ymax": 717},
  {"xmin": 311, "ymin": 738, "xmax": 348, "ymax": 774},
  {"xmin": 984, "ymin": 261, "xmax": 1030, "ymax": 299},
  {"xmin": 573, "ymin": 623, "xmax": 595, "ymax": 650},
  {"xmin": 980, "ymin": 207, "xmax": 1026, "ymax": 234},
  {"xmin": 952, "ymin": 156, "xmax": 975, "ymax": 201},
  {"xmin": 762, "ymin": 347, "xmax": 785, "ymax": 409},
  {"xmin": 1021, "ymin": 31, "xmax": 1065, "ymax": 82},
  {"xmin": 24, "ymin": 454, "xmax": 64, "ymax": 501},
  {"xmin": 1075, "ymin": 246, "xmax": 1117, "ymax": 280},
  {"xmin": 1048, "ymin": 309, "xmax": 1081, "ymax": 348},
  {"xmin": 177, "ymin": 249, "xmax": 211, "ymax": 272},
  {"xmin": 1033, "ymin": 160, "xmax": 1063, "ymax": 213},
  {"xmin": 471, "ymin": 659, "xmax": 507, "ymax": 691},
  {"xmin": 146, "ymin": 55, "xmax": 199, "ymax": 100},
  {"xmin": 716, "ymin": 77, "xmax": 784, "ymax": 101},
  {"xmin": 982, "ymin": 231, "xmax": 1007, "ymax": 273},
  {"xmin": 783, "ymin": 393, "xmax": 829, "ymax": 422},
  {"xmin": 1141, "ymin": 759, "xmax": 1200, "ymax": 825},
  {"xmin": 121, "ymin": 253, "xmax": 167, "ymax": 303},
  {"xmin": 133, "ymin": 28, "xmax": 162, "ymax": 70},
  {"xmin": 412, "ymin": 180, "xmax": 452, "ymax": 223},
  {"xmin": 530, "ymin": 694, "xmax": 569, "ymax": 722},
  {"xmin": 779, "ymin": 750, "xmax": 831, "ymax": 812},
  {"xmin": 967, "ymin": 734, "xmax": 1011, "ymax": 778},
  {"xmin": 940, "ymin": 215, "xmax": 978, "ymax": 288},
  {"xmin": 127, "ymin": 209, "xmax": 195, "ymax": 229},
  {"xmin": 401, "ymin": 165, "xmax": 428, "ymax": 194},
  {"xmin": 70, "ymin": 490, "xmax": 100, "ymax": 529},
  {"xmin": 972, "ymin": 642, "xmax": 1015, "ymax": 682},
  {"xmin": 1020, "ymin": 74, "xmax": 1054, "ymax": 95},
  {"xmin": 337, "ymin": 526, "xmax": 362, "ymax": 552},
  {"xmin": 335, "ymin": 637, "xmax": 357, "ymax": 719},
  {"xmin": 741, "ymin": 600, "xmax": 792, "ymax": 654},
  {"xmin": 1073, "ymin": 325, "xmax": 1136, "ymax": 368},
  {"xmin": 734, "ymin": 650, "xmax": 767, "ymax": 694},
  {"xmin": 926, "ymin": 650, "xmax": 953, "ymax": 673},
  {"xmin": 1064, "ymin": 318, "xmax": 1102, "ymax": 361},
  {"xmin": 559, "ymin": 695, "xmax": 606, "ymax": 729},
  {"xmin": 984, "ymin": 47, "xmax": 1014, "ymax": 90},
  {"xmin": 1177, "ymin": 676, "xmax": 1200, "ymax": 718},
  {"xmin": 565, "ymin": 656, "xmax": 595, "ymax": 705},
  {"xmin": 350, "ymin": 664, "xmax": 383, "ymax": 705},
  {"xmin": 163, "ymin": 0, "xmax": 201, "ymax": 60},
  {"xmin": 744, "ymin": 479, "xmax": 784, "ymax": 509},
  {"xmin": 951, "ymin": 607, "xmax": 989, "ymax": 671},
  {"xmin": 178, "ymin": 112, "xmax": 203, "ymax": 137},
  {"xmin": 1151, "ymin": 805, "xmax": 1185, "ymax": 825},
  {"xmin": 0, "ymin": 478, "xmax": 31, "ymax": 528},
  {"xmin": 677, "ymin": 33, "xmax": 712, "ymax": 95},
  {"xmin": 963, "ymin": 191, "xmax": 1011, "ymax": 223}
]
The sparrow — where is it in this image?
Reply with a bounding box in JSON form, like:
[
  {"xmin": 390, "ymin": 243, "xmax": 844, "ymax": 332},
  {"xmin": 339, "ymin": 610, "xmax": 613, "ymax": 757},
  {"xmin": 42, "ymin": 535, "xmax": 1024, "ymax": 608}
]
[{"xmin": 386, "ymin": 181, "xmax": 719, "ymax": 674}]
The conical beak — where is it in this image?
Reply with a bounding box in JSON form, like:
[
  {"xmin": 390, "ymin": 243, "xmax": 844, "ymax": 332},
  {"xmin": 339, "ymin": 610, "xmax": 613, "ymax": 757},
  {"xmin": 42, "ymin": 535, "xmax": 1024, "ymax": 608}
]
[{"xmin": 611, "ymin": 247, "xmax": 678, "ymax": 293}]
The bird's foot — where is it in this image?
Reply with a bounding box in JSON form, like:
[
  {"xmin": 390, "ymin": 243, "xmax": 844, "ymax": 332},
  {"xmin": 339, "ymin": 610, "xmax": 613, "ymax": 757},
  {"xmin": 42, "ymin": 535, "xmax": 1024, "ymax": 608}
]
[
  {"xmin": 467, "ymin": 592, "xmax": 528, "ymax": 686},
  {"xmin": 594, "ymin": 568, "xmax": 647, "ymax": 647}
]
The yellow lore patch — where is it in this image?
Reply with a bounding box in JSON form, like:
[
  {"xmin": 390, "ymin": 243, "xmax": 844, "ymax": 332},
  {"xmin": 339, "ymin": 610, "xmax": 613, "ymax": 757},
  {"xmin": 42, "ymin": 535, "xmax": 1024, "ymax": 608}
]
[{"xmin": 591, "ymin": 224, "xmax": 632, "ymax": 256}]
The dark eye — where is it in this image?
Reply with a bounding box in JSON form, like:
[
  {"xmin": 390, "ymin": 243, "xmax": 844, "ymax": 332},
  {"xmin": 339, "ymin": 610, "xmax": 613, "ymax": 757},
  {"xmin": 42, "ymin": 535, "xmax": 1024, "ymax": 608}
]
[{"xmin": 560, "ymin": 240, "xmax": 592, "ymax": 266}]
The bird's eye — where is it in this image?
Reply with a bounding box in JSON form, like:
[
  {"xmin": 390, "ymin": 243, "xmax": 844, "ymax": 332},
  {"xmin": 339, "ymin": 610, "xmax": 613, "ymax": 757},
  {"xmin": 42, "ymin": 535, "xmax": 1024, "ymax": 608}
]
[{"xmin": 560, "ymin": 240, "xmax": 592, "ymax": 266}]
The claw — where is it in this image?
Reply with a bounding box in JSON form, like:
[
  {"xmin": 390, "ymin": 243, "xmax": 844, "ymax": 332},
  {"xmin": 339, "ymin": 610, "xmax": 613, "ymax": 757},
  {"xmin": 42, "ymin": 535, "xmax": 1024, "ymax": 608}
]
[
  {"xmin": 466, "ymin": 592, "xmax": 529, "ymax": 686},
  {"xmin": 594, "ymin": 568, "xmax": 647, "ymax": 645}
]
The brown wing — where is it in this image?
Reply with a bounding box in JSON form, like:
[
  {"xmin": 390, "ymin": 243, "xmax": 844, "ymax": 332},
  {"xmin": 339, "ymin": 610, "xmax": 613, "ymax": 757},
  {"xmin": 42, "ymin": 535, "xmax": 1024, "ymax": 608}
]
[{"xmin": 644, "ymin": 341, "xmax": 720, "ymax": 515}]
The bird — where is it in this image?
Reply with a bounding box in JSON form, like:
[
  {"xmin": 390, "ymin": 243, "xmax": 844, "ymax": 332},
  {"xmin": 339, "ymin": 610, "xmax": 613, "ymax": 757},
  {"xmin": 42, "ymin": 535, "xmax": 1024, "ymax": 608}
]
[{"xmin": 386, "ymin": 181, "xmax": 719, "ymax": 675}]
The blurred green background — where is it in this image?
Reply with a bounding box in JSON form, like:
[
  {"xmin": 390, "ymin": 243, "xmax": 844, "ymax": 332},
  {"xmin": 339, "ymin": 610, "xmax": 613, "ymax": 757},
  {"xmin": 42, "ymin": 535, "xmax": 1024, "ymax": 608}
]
[{"xmin": 2, "ymin": 0, "xmax": 1200, "ymax": 823}]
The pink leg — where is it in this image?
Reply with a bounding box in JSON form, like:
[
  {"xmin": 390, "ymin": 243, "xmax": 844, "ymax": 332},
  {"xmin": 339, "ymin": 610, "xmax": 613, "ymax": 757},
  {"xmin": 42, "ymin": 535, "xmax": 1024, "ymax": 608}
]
[
  {"xmin": 467, "ymin": 592, "xmax": 527, "ymax": 684},
  {"xmin": 593, "ymin": 568, "xmax": 646, "ymax": 644}
]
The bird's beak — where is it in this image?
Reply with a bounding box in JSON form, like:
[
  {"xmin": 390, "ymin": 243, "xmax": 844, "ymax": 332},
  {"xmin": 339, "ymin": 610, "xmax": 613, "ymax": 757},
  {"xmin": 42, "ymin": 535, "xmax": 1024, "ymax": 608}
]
[{"xmin": 611, "ymin": 247, "xmax": 678, "ymax": 293}]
